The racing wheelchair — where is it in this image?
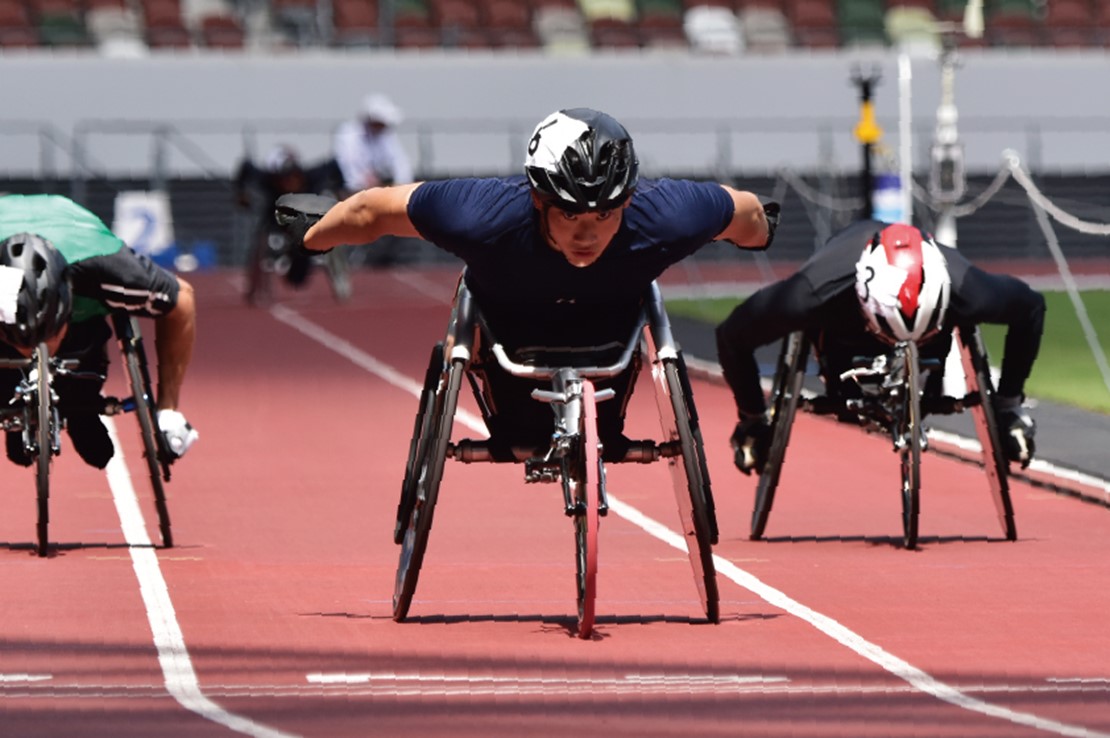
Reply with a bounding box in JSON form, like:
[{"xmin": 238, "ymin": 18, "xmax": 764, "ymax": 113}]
[
  {"xmin": 750, "ymin": 325, "xmax": 1017, "ymax": 550},
  {"xmin": 393, "ymin": 276, "xmax": 720, "ymax": 638},
  {"xmin": 0, "ymin": 312, "xmax": 174, "ymax": 556}
]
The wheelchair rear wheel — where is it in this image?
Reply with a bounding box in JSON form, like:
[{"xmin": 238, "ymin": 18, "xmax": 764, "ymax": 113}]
[
  {"xmin": 751, "ymin": 331, "xmax": 809, "ymax": 541},
  {"xmin": 659, "ymin": 358, "xmax": 720, "ymax": 624},
  {"xmin": 393, "ymin": 356, "xmax": 464, "ymax": 621},
  {"xmin": 572, "ymin": 381, "xmax": 601, "ymax": 638},
  {"xmin": 958, "ymin": 326, "xmax": 1017, "ymax": 541},
  {"xmin": 115, "ymin": 315, "xmax": 173, "ymax": 548},
  {"xmin": 897, "ymin": 342, "xmax": 922, "ymax": 550},
  {"xmin": 34, "ymin": 345, "xmax": 54, "ymax": 557}
]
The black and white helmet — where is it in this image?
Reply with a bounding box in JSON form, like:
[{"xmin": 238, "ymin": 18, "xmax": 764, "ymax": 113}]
[
  {"xmin": 0, "ymin": 232, "xmax": 72, "ymax": 350},
  {"xmin": 524, "ymin": 108, "xmax": 639, "ymax": 213}
]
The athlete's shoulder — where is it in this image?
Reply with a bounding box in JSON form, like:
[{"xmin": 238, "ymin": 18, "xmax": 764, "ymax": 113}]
[
  {"xmin": 624, "ymin": 178, "xmax": 732, "ymax": 243},
  {"xmin": 409, "ymin": 176, "xmax": 533, "ymax": 245},
  {"xmin": 632, "ymin": 177, "xmax": 728, "ymax": 204},
  {"xmin": 411, "ymin": 176, "xmax": 531, "ymax": 221}
]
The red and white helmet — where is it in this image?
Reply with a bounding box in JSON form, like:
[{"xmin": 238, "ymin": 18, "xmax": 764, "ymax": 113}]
[{"xmin": 855, "ymin": 224, "xmax": 951, "ymax": 343}]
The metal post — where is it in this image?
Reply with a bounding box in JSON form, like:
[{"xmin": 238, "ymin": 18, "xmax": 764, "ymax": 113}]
[
  {"xmin": 851, "ymin": 65, "xmax": 883, "ymax": 220},
  {"xmin": 929, "ymin": 35, "xmax": 965, "ymax": 248}
]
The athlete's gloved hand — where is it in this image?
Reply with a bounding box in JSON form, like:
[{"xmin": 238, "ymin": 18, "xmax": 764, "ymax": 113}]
[
  {"xmin": 274, "ymin": 193, "xmax": 338, "ymax": 254},
  {"xmin": 993, "ymin": 395, "xmax": 1036, "ymax": 469},
  {"xmin": 756, "ymin": 195, "xmax": 780, "ymax": 250},
  {"xmin": 730, "ymin": 411, "xmax": 772, "ymax": 476},
  {"xmin": 157, "ymin": 409, "xmax": 199, "ymax": 460}
]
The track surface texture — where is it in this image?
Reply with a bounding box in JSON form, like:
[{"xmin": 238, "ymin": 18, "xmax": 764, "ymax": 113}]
[{"xmin": 1, "ymin": 265, "xmax": 1108, "ymax": 738}]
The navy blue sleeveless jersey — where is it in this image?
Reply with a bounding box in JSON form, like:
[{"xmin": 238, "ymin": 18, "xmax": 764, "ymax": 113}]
[{"xmin": 408, "ymin": 175, "xmax": 733, "ymax": 351}]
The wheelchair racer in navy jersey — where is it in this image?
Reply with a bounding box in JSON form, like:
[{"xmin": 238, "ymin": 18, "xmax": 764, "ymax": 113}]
[
  {"xmin": 281, "ymin": 107, "xmax": 778, "ymax": 461},
  {"xmin": 716, "ymin": 220, "xmax": 1045, "ymax": 476}
]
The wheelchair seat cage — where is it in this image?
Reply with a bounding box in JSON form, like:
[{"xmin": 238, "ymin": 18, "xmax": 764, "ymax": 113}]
[
  {"xmin": 0, "ymin": 313, "xmax": 175, "ymax": 556},
  {"xmin": 750, "ymin": 326, "xmax": 1017, "ymax": 549},
  {"xmin": 392, "ymin": 276, "xmax": 720, "ymax": 638}
]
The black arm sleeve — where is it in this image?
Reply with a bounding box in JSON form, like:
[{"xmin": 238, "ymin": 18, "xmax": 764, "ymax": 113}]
[
  {"xmin": 715, "ymin": 271, "xmax": 824, "ymax": 418},
  {"xmin": 951, "ymin": 266, "xmax": 1046, "ymax": 398}
]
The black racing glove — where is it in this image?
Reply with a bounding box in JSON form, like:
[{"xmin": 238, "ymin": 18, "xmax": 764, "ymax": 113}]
[
  {"xmin": 730, "ymin": 411, "xmax": 773, "ymax": 476},
  {"xmin": 274, "ymin": 193, "xmax": 338, "ymax": 254},
  {"xmin": 755, "ymin": 195, "xmax": 780, "ymax": 250},
  {"xmin": 993, "ymin": 395, "xmax": 1036, "ymax": 469}
]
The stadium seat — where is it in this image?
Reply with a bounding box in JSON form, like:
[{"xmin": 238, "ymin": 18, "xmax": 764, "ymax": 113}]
[
  {"xmin": 199, "ymin": 12, "xmax": 244, "ymax": 47},
  {"xmin": 885, "ymin": 4, "xmax": 939, "ymax": 52},
  {"xmin": 481, "ymin": 0, "xmax": 539, "ymax": 48},
  {"xmin": 636, "ymin": 0, "xmax": 686, "ymax": 48},
  {"xmin": 142, "ymin": 0, "xmax": 193, "ymax": 47},
  {"xmin": 986, "ymin": 6, "xmax": 1042, "ymax": 48},
  {"xmin": 0, "ymin": 0, "xmax": 39, "ymax": 46},
  {"xmin": 589, "ymin": 15, "xmax": 641, "ymax": 47},
  {"xmin": 26, "ymin": 0, "xmax": 91, "ymax": 46},
  {"xmin": 533, "ymin": 3, "xmax": 590, "ymax": 53},
  {"xmin": 87, "ymin": 3, "xmax": 142, "ymax": 43},
  {"xmin": 837, "ymin": 0, "xmax": 886, "ymax": 47},
  {"xmin": 579, "ymin": 0, "xmax": 636, "ymax": 22},
  {"xmin": 682, "ymin": 4, "xmax": 742, "ymax": 53},
  {"xmin": 681, "ymin": 0, "xmax": 737, "ymax": 10},
  {"xmin": 788, "ymin": 0, "xmax": 839, "ymax": 49},
  {"xmin": 1042, "ymin": 0, "xmax": 1095, "ymax": 47},
  {"xmin": 740, "ymin": 5, "xmax": 790, "ymax": 52},
  {"xmin": 38, "ymin": 12, "xmax": 91, "ymax": 45},
  {"xmin": 330, "ymin": 0, "xmax": 375, "ymax": 46},
  {"xmin": 429, "ymin": 0, "xmax": 490, "ymax": 47},
  {"xmin": 1097, "ymin": 0, "xmax": 1110, "ymax": 44}
]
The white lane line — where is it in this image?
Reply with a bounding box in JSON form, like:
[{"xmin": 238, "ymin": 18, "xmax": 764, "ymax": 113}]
[
  {"xmin": 0, "ymin": 674, "xmax": 51, "ymax": 683},
  {"xmin": 104, "ymin": 419, "xmax": 300, "ymax": 738},
  {"xmin": 927, "ymin": 428, "xmax": 1110, "ymax": 498},
  {"xmin": 272, "ymin": 304, "xmax": 1110, "ymax": 738},
  {"xmin": 305, "ymin": 672, "xmax": 788, "ymax": 686},
  {"xmin": 6, "ymin": 680, "xmax": 1110, "ymax": 700}
]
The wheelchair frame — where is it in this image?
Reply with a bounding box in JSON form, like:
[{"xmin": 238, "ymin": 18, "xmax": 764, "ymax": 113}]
[
  {"xmin": 392, "ymin": 276, "xmax": 719, "ymax": 638},
  {"xmin": 750, "ymin": 325, "xmax": 1016, "ymax": 549},
  {"xmin": 0, "ymin": 313, "xmax": 174, "ymax": 556}
]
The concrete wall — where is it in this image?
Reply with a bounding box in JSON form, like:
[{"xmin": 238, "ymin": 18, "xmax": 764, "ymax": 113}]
[{"xmin": 2, "ymin": 48, "xmax": 1109, "ymax": 179}]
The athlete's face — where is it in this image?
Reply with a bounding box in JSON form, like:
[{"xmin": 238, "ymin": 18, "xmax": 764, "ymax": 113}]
[{"xmin": 537, "ymin": 199, "xmax": 627, "ymax": 268}]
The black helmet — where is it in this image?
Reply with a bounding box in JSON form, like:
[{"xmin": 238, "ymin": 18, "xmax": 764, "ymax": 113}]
[
  {"xmin": 0, "ymin": 232, "xmax": 72, "ymax": 350},
  {"xmin": 524, "ymin": 108, "xmax": 639, "ymax": 214}
]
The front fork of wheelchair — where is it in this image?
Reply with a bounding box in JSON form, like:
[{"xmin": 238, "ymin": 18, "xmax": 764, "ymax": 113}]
[{"xmin": 530, "ymin": 368, "xmax": 614, "ymax": 517}]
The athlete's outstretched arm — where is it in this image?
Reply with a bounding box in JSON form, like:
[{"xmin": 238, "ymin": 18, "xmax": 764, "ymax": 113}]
[
  {"xmin": 304, "ymin": 183, "xmax": 423, "ymax": 252},
  {"xmin": 715, "ymin": 185, "xmax": 772, "ymax": 249}
]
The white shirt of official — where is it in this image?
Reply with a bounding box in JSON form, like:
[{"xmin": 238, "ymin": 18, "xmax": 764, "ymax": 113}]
[{"xmin": 333, "ymin": 119, "xmax": 414, "ymax": 192}]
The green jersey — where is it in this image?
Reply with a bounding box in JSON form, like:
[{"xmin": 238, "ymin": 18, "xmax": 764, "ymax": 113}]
[{"xmin": 0, "ymin": 194, "xmax": 127, "ymax": 323}]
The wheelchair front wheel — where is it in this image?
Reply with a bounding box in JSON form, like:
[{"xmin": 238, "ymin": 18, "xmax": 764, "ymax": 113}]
[
  {"xmin": 897, "ymin": 342, "xmax": 922, "ymax": 550},
  {"xmin": 752, "ymin": 331, "xmax": 808, "ymax": 541},
  {"xmin": 393, "ymin": 356, "xmax": 464, "ymax": 621},
  {"xmin": 34, "ymin": 345, "xmax": 54, "ymax": 557},
  {"xmin": 571, "ymin": 381, "xmax": 601, "ymax": 639}
]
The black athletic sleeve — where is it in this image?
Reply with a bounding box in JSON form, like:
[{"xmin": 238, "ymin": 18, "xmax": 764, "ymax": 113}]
[
  {"xmin": 948, "ymin": 265, "xmax": 1046, "ymax": 398},
  {"xmin": 716, "ymin": 271, "xmax": 825, "ymax": 418},
  {"xmin": 67, "ymin": 248, "xmax": 180, "ymax": 317}
]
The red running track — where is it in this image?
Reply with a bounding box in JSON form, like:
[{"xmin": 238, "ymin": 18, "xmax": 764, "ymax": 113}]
[{"xmin": 0, "ymin": 267, "xmax": 1108, "ymax": 738}]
